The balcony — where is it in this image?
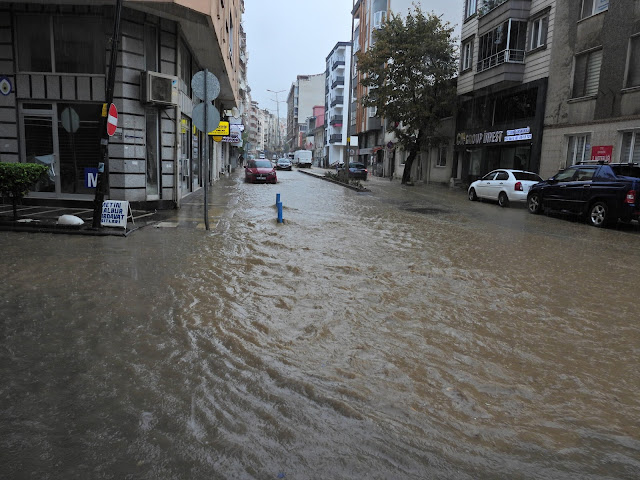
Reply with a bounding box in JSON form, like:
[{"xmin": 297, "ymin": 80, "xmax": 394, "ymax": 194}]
[
  {"xmin": 330, "ymin": 115, "xmax": 343, "ymax": 125},
  {"xmin": 329, "ymin": 134, "xmax": 342, "ymax": 143},
  {"xmin": 331, "ymin": 76, "xmax": 345, "ymax": 88},
  {"xmin": 332, "ymin": 56, "xmax": 345, "ymax": 70},
  {"xmin": 330, "ymin": 95, "xmax": 344, "ymax": 107},
  {"xmin": 476, "ymin": 49, "xmax": 524, "ymax": 73}
]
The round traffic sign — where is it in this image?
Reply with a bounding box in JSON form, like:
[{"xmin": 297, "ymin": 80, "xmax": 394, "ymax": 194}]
[
  {"xmin": 107, "ymin": 103, "xmax": 118, "ymax": 136},
  {"xmin": 191, "ymin": 70, "xmax": 220, "ymax": 102}
]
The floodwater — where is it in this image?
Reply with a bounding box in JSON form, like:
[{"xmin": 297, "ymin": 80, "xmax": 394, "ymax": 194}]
[{"xmin": 1, "ymin": 170, "xmax": 639, "ymax": 479}]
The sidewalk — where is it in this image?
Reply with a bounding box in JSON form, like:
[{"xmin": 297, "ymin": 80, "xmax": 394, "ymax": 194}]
[{"xmin": 0, "ymin": 202, "xmax": 168, "ymax": 236}]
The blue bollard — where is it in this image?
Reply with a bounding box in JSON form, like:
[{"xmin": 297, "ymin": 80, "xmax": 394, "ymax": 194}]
[
  {"xmin": 277, "ymin": 201, "xmax": 283, "ymax": 223},
  {"xmin": 276, "ymin": 193, "xmax": 281, "ymax": 205}
]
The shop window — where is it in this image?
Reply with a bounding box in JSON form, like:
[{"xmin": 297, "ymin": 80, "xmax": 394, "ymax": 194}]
[
  {"xmin": 581, "ymin": 0, "xmax": 609, "ymax": 20},
  {"xmin": 493, "ymin": 88, "xmax": 538, "ymax": 124},
  {"xmin": 625, "ymin": 35, "xmax": 640, "ymax": 88},
  {"xmin": 621, "ymin": 131, "xmax": 640, "ymax": 163},
  {"xmin": 16, "ymin": 16, "xmax": 52, "ymax": 72},
  {"xmin": 529, "ymin": 13, "xmax": 548, "ymax": 51},
  {"xmin": 572, "ymin": 49, "xmax": 602, "ymax": 98},
  {"xmin": 24, "ymin": 115, "xmax": 55, "ymax": 192},
  {"xmin": 461, "ymin": 38, "xmax": 474, "ymax": 72},
  {"xmin": 567, "ymin": 134, "xmax": 591, "ymax": 165},
  {"xmin": 465, "ymin": 0, "xmax": 477, "ymax": 20}
]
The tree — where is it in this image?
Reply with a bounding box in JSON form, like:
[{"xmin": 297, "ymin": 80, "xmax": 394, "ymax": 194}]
[
  {"xmin": 0, "ymin": 163, "xmax": 49, "ymax": 221},
  {"xmin": 357, "ymin": 6, "xmax": 458, "ymax": 184}
]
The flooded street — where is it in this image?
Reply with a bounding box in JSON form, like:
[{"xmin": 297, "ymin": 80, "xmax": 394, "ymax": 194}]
[{"xmin": 2, "ymin": 169, "xmax": 639, "ymax": 479}]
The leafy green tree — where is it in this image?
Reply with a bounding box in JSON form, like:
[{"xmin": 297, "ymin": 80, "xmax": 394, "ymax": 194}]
[
  {"xmin": 0, "ymin": 162, "xmax": 49, "ymax": 221},
  {"xmin": 357, "ymin": 6, "xmax": 457, "ymax": 184}
]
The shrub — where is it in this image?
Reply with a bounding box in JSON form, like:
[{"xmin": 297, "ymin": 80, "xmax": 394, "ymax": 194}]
[{"xmin": 0, "ymin": 162, "xmax": 49, "ymax": 221}]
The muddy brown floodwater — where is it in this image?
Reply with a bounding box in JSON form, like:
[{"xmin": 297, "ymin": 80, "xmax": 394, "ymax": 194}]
[{"xmin": 1, "ymin": 169, "xmax": 639, "ymax": 479}]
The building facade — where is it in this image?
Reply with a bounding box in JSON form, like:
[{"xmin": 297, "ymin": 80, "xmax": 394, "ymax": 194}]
[
  {"xmin": 286, "ymin": 73, "xmax": 324, "ymax": 151},
  {"xmin": 455, "ymin": 0, "xmax": 554, "ymax": 185},
  {"xmin": 0, "ymin": 0, "xmax": 243, "ymax": 209},
  {"xmin": 325, "ymin": 41, "xmax": 352, "ymax": 168},
  {"xmin": 540, "ymin": 0, "xmax": 639, "ymax": 178}
]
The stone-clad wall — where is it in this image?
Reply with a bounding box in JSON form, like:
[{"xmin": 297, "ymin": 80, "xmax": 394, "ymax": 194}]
[{"xmin": 0, "ymin": 5, "xmax": 18, "ymax": 164}]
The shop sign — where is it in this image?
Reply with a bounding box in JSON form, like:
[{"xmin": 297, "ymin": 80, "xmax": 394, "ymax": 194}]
[
  {"xmin": 505, "ymin": 126, "xmax": 532, "ymax": 142},
  {"xmin": 591, "ymin": 145, "xmax": 613, "ymax": 163},
  {"xmin": 456, "ymin": 129, "xmax": 504, "ymax": 146},
  {"xmin": 101, "ymin": 200, "xmax": 131, "ymax": 229}
]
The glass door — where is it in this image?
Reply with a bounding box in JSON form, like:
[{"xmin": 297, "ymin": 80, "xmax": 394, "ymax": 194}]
[{"xmin": 20, "ymin": 103, "xmax": 59, "ymax": 195}]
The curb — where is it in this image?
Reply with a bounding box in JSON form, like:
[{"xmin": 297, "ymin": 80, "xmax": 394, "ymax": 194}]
[{"xmin": 297, "ymin": 169, "xmax": 371, "ymax": 192}]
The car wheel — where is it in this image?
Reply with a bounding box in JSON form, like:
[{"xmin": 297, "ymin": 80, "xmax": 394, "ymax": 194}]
[
  {"xmin": 498, "ymin": 192, "xmax": 509, "ymax": 208},
  {"xmin": 527, "ymin": 193, "xmax": 542, "ymax": 214},
  {"xmin": 468, "ymin": 188, "xmax": 478, "ymax": 201},
  {"xmin": 588, "ymin": 201, "xmax": 611, "ymax": 228}
]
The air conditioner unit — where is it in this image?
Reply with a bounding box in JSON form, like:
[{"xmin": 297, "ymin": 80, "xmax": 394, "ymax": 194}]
[{"xmin": 140, "ymin": 71, "xmax": 178, "ymax": 106}]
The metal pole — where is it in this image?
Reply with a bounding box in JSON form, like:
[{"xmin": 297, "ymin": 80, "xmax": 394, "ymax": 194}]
[
  {"xmin": 268, "ymin": 89, "xmax": 285, "ymax": 154},
  {"xmin": 342, "ymin": 9, "xmax": 356, "ymax": 182},
  {"xmin": 92, "ymin": 0, "xmax": 123, "ymax": 228},
  {"xmin": 204, "ymin": 69, "xmax": 210, "ymax": 231}
]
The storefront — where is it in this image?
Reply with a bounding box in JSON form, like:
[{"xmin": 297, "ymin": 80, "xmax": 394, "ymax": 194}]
[{"xmin": 454, "ymin": 79, "xmax": 547, "ymax": 185}]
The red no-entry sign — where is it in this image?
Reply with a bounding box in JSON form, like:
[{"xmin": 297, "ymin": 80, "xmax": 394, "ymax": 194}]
[{"xmin": 107, "ymin": 103, "xmax": 118, "ymax": 136}]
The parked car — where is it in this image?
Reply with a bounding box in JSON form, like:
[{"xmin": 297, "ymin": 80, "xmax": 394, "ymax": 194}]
[
  {"xmin": 527, "ymin": 162, "xmax": 640, "ymax": 227},
  {"xmin": 347, "ymin": 162, "xmax": 368, "ymax": 180},
  {"xmin": 276, "ymin": 158, "xmax": 292, "ymax": 171},
  {"xmin": 468, "ymin": 169, "xmax": 542, "ymax": 207},
  {"xmin": 244, "ymin": 159, "xmax": 277, "ymax": 184}
]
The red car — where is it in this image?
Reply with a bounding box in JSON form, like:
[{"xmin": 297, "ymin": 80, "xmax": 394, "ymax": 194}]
[{"xmin": 244, "ymin": 159, "xmax": 277, "ymax": 184}]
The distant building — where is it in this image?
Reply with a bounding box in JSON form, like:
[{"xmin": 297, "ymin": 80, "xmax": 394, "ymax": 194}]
[
  {"xmin": 325, "ymin": 41, "xmax": 352, "ymax": 168},
  {"xmin": 286, "ymin": 74, "xmax": 325, "ymax": 151},
  {"xmin": 305, "ymin": 105, "xmax": 325, "ymax": 166}
]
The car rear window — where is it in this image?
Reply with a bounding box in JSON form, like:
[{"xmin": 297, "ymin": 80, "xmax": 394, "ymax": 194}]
[
  {"xmin": 513, "ymin": 172, "xmax": 542, "ymax": 182},
  {"xmin": 351, "ymin": 163, "xmax": 365, "ymax": 168},
  {"xmin": 610, "ymin": 165, "xmax": 640, "ymax": 178}
]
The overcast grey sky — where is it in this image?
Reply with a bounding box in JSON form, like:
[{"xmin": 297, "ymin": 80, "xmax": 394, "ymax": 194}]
[{"xmin": 243, "ymin": 1, "xmax": 462, "ymax": 116}]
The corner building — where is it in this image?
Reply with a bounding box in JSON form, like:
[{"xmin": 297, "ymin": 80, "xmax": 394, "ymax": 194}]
[{"xmin": 0, "ymin": 0, "xmax": 243, "ymax": 209}]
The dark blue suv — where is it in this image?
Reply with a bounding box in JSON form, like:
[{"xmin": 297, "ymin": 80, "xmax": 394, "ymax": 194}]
[{"xmin": 527, "ymin": 163, "xmax": 640, "ymax": 227}]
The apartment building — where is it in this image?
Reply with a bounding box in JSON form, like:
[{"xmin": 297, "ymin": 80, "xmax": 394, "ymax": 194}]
[
  {"xmin": 455, "ymin": 0, "xmax": 554, "ymax": 185},
  {"xmin": 351, "ymin": 0, "xmax": 454, "ymax": 181},
  {"xmin": 304, "ymin": 105, "xmax": 325, "ymax": 165},
  {"xmin": 286, "ymin": 74, "xmax": 324, "ymax": 151},
  {"xmin": 325, "ymin": 41, "xmax": 352, "ymax": 168},
  {"xmin": 0, "ymin": 0, "xmax": 243, "ymax": 209},
  {"xmin": 540, "ymin": 1, "xmax": 639, "ymax": 178}
]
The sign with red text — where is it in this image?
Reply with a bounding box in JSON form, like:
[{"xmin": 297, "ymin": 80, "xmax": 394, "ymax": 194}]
[{"xmin": 591, "ymin": 145, "xmax": 613, "ymax": 163}]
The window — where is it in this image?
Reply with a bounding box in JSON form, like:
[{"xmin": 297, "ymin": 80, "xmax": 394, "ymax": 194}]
[
  {"xmin": 572, "ymin": 49, "xmax": 602, "ymax": 98},
  {"xmin": 461, "ymin": 38, "xmax": 474, "ymax": 71},
  {"xmin": 465, "ymin": 0, "xmax": 477, "ymax": 19},
  {"xmin": 529, "ymin": 14, "xmax": 548, "ymax": 51},
  {"xmin": 437, "ymin": 146, "xmax": 447, "ymax": 167},
  {"xmin": 567, "ymin": 134, "xmax": 591, "ymax": 165},
  {"xmin": 373, "ymin": 11, "xmax": 385, "ymax": 29},
  {"xmin": 495, "ymin": 171, "xmax": 509, "ymax": 181},
  {"xmin": 368, "ymin": 106, "xmax": 377, "ymax": 117},
  {"xmin": 17, "ymin": 15, "xmax": 105, "ymax": 74},
  {"xmin": 626, "ymin": 35, "xmax": 640, "ymax": 88},
  {"xmin": 581, "ymin": 0, "xmax": 609, "ymax": 19},
  {"xmin": 621, "ymin": 131, "xmax": 640, "ymax": 163}
]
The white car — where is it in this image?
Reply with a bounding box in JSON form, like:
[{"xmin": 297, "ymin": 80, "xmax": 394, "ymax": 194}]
[{"xmin": 468, "ymin": 169, "xmax": 542, "ymax": 207}]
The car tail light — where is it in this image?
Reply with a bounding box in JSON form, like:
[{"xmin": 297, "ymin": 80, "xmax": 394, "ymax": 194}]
[
  {"xmin": 514, "ymin": 182, "xmax": 523, "ymax": 191},
  {"xmin": 364, "ymin": 169, "xmax": 368, "ymax": 173},
  {"xmin": 625, "ymin": 190, "xmax": 636, "ymax": 204}
]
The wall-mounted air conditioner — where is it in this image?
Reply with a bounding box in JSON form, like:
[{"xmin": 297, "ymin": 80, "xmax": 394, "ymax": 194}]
[{"xmin": 140, "ymin": 71, "xmax": 178, "ymax": 106}]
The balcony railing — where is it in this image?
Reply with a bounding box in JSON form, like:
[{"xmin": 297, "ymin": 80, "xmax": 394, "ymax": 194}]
[
  {"xmin": 329, "ymin": 134, "xmax": 342, "ymax": 143},
  {"xmin": 330, "ymin": 115, "xmax": 343, "ymax": 125},
  {"xmin": 330, "ymin": 95, "xmax": 344, "ymax": 107},
  {"xmin": 476, "ymin": 49, "xmax": 525, "ymax": 73},
  {"xmin": 332, "ymin": 76, "xmax": 345, "ymax": 88},
  {"xmin": 332, "ymin": 57, "xmax": 345, "ymax": 70},
  {"xmin": 478, "ymin": 0, "xmax": 509, "ymax": 17}
]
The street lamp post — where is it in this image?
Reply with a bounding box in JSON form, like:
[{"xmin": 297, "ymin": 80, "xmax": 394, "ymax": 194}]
[{"xmin": 267, "ymin": 89, "xmax": 285, "ymax": 153}]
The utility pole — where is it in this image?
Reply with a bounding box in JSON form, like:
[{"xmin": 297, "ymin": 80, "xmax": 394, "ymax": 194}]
[
  {"xmin": 342, "ymin": 9, "xmax": 356, "ymax": 183},
  {"xmin": 267, "ymin": 89, "xmax": 284, "ymax": 153},
  {"xmin": 92, "ymin": 0, "xmax": 123, "ymax": 228}
]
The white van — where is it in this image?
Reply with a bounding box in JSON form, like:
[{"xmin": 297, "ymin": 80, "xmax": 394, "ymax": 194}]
[{"xmin": 293, "ymin": 150, "xmax": 312, "ymax": 168}]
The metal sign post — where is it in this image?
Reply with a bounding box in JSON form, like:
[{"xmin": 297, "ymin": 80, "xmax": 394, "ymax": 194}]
[{"xmin": 191, "ymin": 69, "xmax": 221, "ymax": 231}]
